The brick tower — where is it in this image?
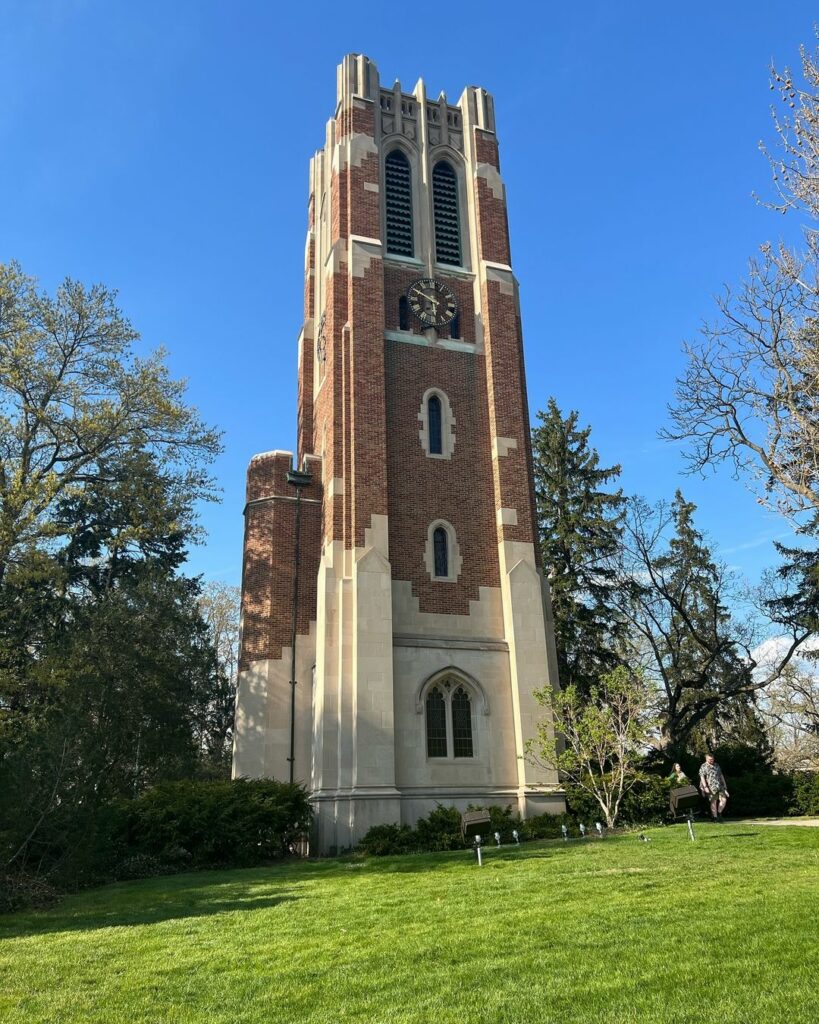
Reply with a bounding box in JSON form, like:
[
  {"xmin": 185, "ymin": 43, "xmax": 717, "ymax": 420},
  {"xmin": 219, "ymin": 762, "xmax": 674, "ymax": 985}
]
[{"xmin": 233, "ymin": 54, "xmax": 563, "ymax": 852}]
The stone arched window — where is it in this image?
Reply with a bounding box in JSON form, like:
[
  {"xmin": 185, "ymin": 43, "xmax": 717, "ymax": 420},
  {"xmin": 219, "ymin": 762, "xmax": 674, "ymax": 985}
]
[
  {"xmin": 418, "ymin": 389, "xmax": 455, "ymax": 460},
  {"xmin": 385, "ymin": 150, "xmax": 414, "ymax": 257},
  {"xmin": 433, "ymin": 526, "xmax": 448, "ymax": 577},
  {"xmin": 428, "ymin": 394, "xmax": 443, "ymax": 454},
  {"xmin": 432, "ymin": 160, "xmax": 461, "ymax": 266},
  {"xmin": 422, "ymin": 675, "xmax": 478, "ymax": 759},
  {"xmin": 425, "ymin": 519, "xmax": 462, "ymax": 583}
]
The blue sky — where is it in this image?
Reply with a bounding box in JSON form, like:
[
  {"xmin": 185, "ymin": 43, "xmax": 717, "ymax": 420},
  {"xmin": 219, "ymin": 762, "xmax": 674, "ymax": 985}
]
[{"xmin": 2, "ymin": 1, "xmax": 815, "ymax": 588}]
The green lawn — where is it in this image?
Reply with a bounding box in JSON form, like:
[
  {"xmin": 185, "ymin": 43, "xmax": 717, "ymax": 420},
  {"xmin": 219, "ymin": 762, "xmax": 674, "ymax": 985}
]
[{"xmin": 1, "ymin": 824, "xmax": 817, "ymax": 1024}]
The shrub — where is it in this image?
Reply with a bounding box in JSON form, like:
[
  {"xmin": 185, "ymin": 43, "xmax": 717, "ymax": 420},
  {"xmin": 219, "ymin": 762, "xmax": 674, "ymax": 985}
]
[
  {"xmin": 112, "ymin": 853, "xmax": 173, "ymax": 882},
  {"xmin": 357, "ymin": 824, "xmax": 418, "ymax": 856},
  {"xmin": 620, "ymin": 774, "xmax": 670, "ymax": 824},
  {"xmin": 124, "ymin": 778, "xmax": 312, "ymax": 868},
  {"xmin": 790, "ymin": 772, "xmax": 819, "ymax": 815},
  {"xmin": 0, "ymin": 873, "xmax": 60, "ymax": 914},
  {"xmin": 467, "ymin": 803, "xmax": 524, "ymax": 842},
  {"xmin": 519, "ymin": 811, "xmax": 575, "ymax": 840},
  {"xmin": 413, "ymin": 804, "xmax": 464, "ymax": 851},
  {"xmin": 723, "ymin": 770, "xmax": 793, "ymax": 818}
]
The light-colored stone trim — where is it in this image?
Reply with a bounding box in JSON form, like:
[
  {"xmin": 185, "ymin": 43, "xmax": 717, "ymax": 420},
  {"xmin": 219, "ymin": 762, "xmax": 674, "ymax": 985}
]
[
  {"xmin": 383, "ymin": 254, "xmax": 424, "ymax": 269},
  {"xmin": 326, "ymin": 477, "xmax": 345, "ymax": 498},
  {"xmin": 485, "ymin": 264, "xmax": 515, "ymax": 295},
  {"xmin": 384, "ymin": 330, "xmax": 476, "ymax": 354},
  {"xmin": 423, "ymin": 519, "xmax": 463, "ymax": 583},
  {"xmin": 497, "ymin": 507, "xmax": 518, "ymax": 526},
  {"xmin": 415, "ymin": 666, "xmax": 490, "ymax": 716},
  {"xmin": 336, "ymin": 132, "xmax": 379, "ymax": 170},
  {"xmin": 492, "ymin": 436, "xmax": 518, "ymax": 458},
  {"xmin": 250, "ymin": 448, "xmax": 292, "ymax": 462},
  {"xmin": 394, "ymin": 634, "xmax": 508, "ymax": 652},
  {"xmin": 475, "ymin": 161, "xmax": 504, "ymax": 199},
  {"xmin": 363, "ymin": 182, "xmax": 379, "ymax": 192},
  {"xmin": 350, "ymin": 236, "xmax": 382, "ymax": 278}
]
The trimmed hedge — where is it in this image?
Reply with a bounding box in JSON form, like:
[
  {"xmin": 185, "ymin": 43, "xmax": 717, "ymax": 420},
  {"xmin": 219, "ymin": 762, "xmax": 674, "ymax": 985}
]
[
  {"xmin": 790, "ymin": 772, "xmax": 819, "ymax": 815},
  {"xmin": 121, "ymin": 778, "xmax": 312, "ymax": 871}
]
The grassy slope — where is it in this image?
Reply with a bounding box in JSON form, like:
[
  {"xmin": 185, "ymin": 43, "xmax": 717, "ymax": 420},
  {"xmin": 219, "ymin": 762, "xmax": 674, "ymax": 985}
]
[{"xmin": 1, "ymin": 824, "xmax": 817, "ymax": 1024}]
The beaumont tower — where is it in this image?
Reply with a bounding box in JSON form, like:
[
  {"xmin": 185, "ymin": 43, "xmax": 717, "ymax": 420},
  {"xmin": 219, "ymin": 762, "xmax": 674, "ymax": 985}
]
[{"xmin": 233, "ymin": 54, "xmax": 563, "ymax": 852}]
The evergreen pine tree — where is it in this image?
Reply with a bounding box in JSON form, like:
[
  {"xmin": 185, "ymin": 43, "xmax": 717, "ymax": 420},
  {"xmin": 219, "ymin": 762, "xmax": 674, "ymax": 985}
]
[{"xmin": 531, "ymin": 398, "xmax": 625, "ymax": 697}]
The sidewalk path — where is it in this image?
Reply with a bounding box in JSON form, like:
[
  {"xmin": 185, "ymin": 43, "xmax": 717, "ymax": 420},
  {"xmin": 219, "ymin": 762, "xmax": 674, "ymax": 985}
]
[{"xmin": 738, "ymin": 817, "xmax": 819, "ymax": 827}]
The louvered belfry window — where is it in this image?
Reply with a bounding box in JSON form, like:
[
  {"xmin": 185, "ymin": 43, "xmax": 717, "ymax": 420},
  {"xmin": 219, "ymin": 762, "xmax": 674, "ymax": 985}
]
[
  {"xmin": 385, "ymin": 150, "xmax": 414, "ymax": 257},
  {"xmin": 432, "ymin": 161, "xmax": 461, "ymax": 266}
]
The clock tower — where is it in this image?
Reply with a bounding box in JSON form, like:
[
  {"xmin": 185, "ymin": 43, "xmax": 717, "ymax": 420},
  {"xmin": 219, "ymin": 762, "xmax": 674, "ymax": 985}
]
[{"xmin": 233, "ymin": 54, "xmax": 563, "ymax": 852}]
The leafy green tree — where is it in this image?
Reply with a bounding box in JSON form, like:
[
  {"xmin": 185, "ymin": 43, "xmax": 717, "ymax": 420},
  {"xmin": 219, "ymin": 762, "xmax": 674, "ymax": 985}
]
[
  {"xmin": 531, "ymin": 399, "xmax": 625, "ymax": 697},
  {"xmin": 0, "ymin": 450, "xmax": 218, "ymax": 879},
  {"xmin": 0, "ymin": 261, "xmax": 221, "ymax": 584},
  {"xmin": 529, "ymin": 666, "xmax": 657, "ymax": 828},
  {"xmin": 0, "ymin": 265, "xmax": 223, "ymax": 882}
]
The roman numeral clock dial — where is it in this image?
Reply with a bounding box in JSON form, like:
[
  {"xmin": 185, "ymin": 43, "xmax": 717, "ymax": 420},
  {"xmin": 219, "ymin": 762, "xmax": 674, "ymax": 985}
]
[{"xmin": 407, "ymin": 278, "xmax": 458, "ymax": 329}]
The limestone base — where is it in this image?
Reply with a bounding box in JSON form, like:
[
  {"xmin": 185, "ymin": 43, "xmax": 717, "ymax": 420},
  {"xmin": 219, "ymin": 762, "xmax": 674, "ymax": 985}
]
[{"xmin": 310, "ymin": 787, "xmax": 565, "ymax": 854}]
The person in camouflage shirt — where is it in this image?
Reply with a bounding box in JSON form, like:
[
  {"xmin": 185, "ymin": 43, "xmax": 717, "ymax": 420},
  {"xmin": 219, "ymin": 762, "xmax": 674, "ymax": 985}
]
[{"xmin": 699, "ymin": 754, "xmax": 729, "ymax": 821}]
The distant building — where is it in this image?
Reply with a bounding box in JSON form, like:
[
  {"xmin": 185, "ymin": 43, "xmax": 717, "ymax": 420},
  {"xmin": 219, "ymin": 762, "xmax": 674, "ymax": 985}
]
[{"xmin": 233, "ymin": 54, "xmax": 563, "ymax": 853}]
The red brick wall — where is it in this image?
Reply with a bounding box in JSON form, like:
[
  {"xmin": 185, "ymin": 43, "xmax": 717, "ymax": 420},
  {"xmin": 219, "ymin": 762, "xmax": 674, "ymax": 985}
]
[
  {"xmin": 385, "ymin": 342, "xmax": 499, "ymax": 615},
  {"xmin": 475, "ymin": 130, "xmax": 500, "ymax": 170},
  {"xmin": 474, "ymin": 129, "xmax": 511, "ymax": 267},
  {"xmin": 480, "ymin": 277, "xmax": 537, "ymax": 549},
  {"xmin": 240, "ymin": 453, "xmax": 322, "ymax": 671}
]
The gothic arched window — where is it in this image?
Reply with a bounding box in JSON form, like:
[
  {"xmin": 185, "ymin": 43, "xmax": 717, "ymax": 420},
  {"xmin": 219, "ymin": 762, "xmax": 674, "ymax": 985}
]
[
  {"xmin": 433, "ymin": 526, "xmax": 448, "ymax": 578},
  {"xmin": 451, "ymin": 686, "xmax": 474, "ymax": 758},
  {"xmin": 428, "ymin": 394, "xmax": 442, "ymax": 455},
  {"xmin": 432, "ymin": 161, "xmax": 461, "ymax": 266},
  {"xmin": 426, "ymin": 686, "xmax": 448, "ymax": 757},
  {"xmin": 423, "ymin": 678, "xmax": 476, "ymax": 759},
  {"xmin": 385, "ymin": 150, "xmax": 414, "ymax": 257}
]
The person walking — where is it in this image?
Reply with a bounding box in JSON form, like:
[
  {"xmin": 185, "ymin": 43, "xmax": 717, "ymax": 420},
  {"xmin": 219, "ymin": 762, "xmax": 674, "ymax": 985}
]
[{"xmin": 699, "ymin": 754, "xmax": 729, "ymax": 821}]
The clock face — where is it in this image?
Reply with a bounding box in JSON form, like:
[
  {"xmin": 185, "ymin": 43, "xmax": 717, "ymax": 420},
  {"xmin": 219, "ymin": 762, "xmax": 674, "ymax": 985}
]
[{"xmin": 407, "ymin": 278, "xmax": 458, "ymax": 328}]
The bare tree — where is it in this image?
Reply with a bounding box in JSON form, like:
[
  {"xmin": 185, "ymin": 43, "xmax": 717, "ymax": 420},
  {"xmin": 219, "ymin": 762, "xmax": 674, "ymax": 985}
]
[
  {"xmin": 663, "ymin": 249, "xmax": 819, "ymax": 520},
  {"xmin": 197, "ymin": 580, "xmax": 241, "ymax": 769},
  {"xmin": 663, "ymin": 40, "xmax": 819, "ymax": 521},
  {"xmin": 756, "ymin": 648, "xmax": 819, "ymax": 770}
]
